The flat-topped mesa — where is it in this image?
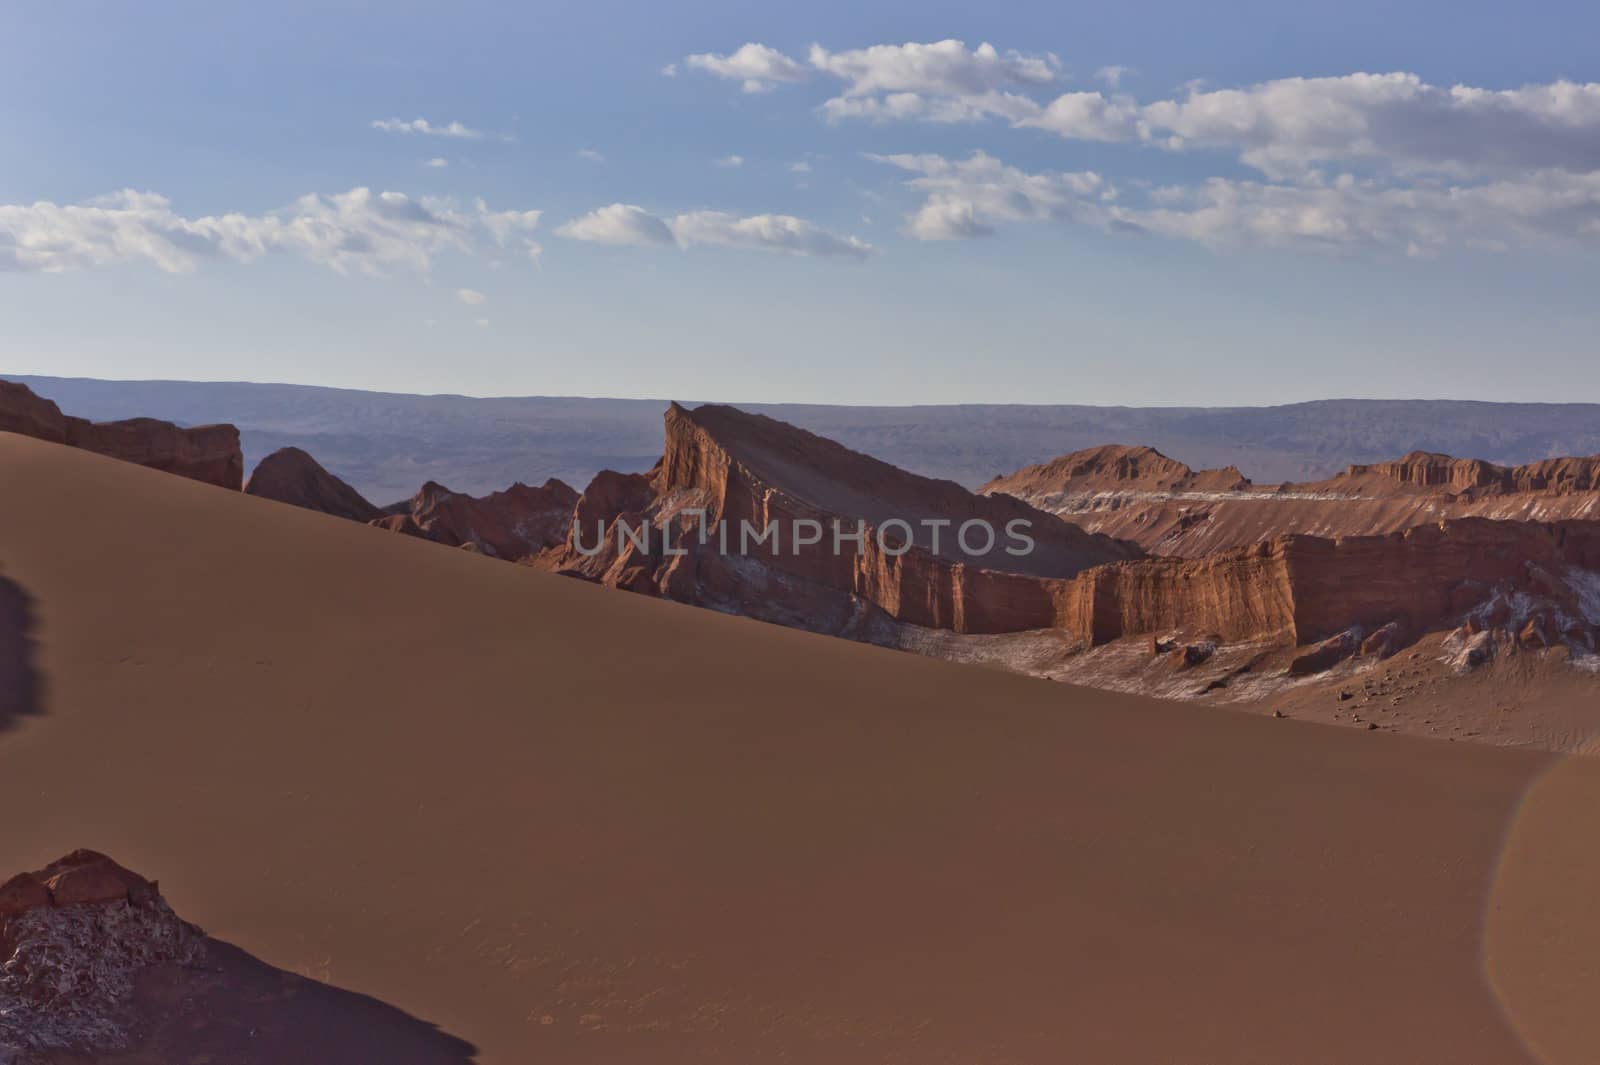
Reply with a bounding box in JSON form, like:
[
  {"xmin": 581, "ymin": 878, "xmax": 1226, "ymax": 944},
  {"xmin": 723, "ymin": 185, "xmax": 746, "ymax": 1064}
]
[
  {"xmin": 1335, "ymin": 450, "xmax": 1600, "ymax": 497},
  {"xmin": 1, "ymin": 851, "xmax": 204, "ymax": 1058},
  {"xmin": 540, "ymin": 403, "xmax": 1146, "ymax": 636},
  {"xmin": 983, "ymin": 444, "xmax": 1251, "ymax": 499},
  {"xmin": 0, "ymin": 379, "xmax": 243, "ymax": 490},
  {"xmin": 244, "ymin": 446, "xmax": 383, "ymax": 522},
  {"xmin": 376, "ymin": 477, "xmax": 581, "ymax": 561},
  {"xmin": 988, "ymin": 441, "xmax": 1600, "ymax": 557}
]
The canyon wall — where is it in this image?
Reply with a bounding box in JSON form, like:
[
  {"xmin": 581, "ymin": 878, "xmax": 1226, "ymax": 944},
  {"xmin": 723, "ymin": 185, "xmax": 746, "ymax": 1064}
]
[
  {"xmin": 543, "ymin": 405, "xmax": 1600, "ymax": 657},
  {"xmin": 986, "ymin": 445, "xmax": 1600, "ymax": 556}
]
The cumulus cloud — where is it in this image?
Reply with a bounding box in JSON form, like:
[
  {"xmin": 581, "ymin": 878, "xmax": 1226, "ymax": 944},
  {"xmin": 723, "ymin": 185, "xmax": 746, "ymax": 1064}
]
[
  {"xmin": 800, "ymin": 56, "xmax": 1600, "ymax": 180},
  {"xmin": 685, "ymin": 38, "xmax": 1600, "ymax": 183},
  {"xmin": 681, "ymin": 38, "xmax": 1058, "ymax": 121},
  {"xmin": 1135, "ymin": 74, "xmax": 1600, "ymax": 178},
  {"xmin": 371, "ymin": 117, "xmax": 501, "ymax": 140},
  {"xmin": 576, "ymin": 148, "xmax": 606, "ymax": 163},
  {"xmin": 680, "ymin": 40, "xmax": 1600, "ymax": 253},
  {"xmin": 0, "ymin": 188, "xmax": 543, "ymax": 274},
  {"xmin": 456, "ymin": 288, "xmax": 486, "ymax": 304},
  {"xmin": 556, "ymin": 203, "xmax": 872, "ymax": 260},
  {"xmin": 1113, "ymin": 169, "xmax": 1600, "ymax": 252},
  {"xmin": 554, "ymin": 203, "xmax": 676, "ymax": 246},
  {"xmin": 684, "ymin": 43, "xmax": 808, "ymax": 93},
  {"xmin": 868, "ymin": 151, "xmax": 1600, "ymax": 254},
  {"xmin": 1013, "ymin": 73, "xmax": 1600, "ymax": 179},
  {"xmin": 668, "ymin": 211, "xmax": 873, "ymax": 259},
  {"xmin": 425, "ymin": 157, "xmax": 450, "ymax": 168},
  {"xmin": 1020, "ymin": 91, "xmax": 1143, "ymax": 141},
  {"xmin": 868, "ymin": 152, "xmax": 1104, "ymax": 240},
  {"xmin": 714, "ymin": 154, "xmax": 745, "ymax": 168},
  {"xmin": 807, "ymin": 39, "xmax": 1058, "ymax": 95}
]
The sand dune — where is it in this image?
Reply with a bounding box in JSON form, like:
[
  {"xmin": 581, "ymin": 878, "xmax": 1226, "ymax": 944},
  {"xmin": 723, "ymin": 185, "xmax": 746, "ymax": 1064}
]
[{"xmin": 3, "ymin": 430, "xmax": 1599, "ymax": 1063}]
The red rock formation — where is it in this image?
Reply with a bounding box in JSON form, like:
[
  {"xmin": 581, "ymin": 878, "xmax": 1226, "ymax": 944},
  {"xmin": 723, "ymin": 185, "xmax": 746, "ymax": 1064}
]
[
  {"xmin": 1, "ymin": 379, "xmax": 242, "ymax": 489},
  {"xmin": 1, "ymin": 851, "xmax": 203, "ymax": 1058},
  {"xmin": 244, "ymin": 446, "xmax": 383, "ymax": 522},
  {"xmin": 1061, "ymin": 518, "xmax": 1600, "ymax": 650},
  {"xmin": 379, "ymin": 478, "xmax": 580, "ymax": 561},
  {"xmin": 984, "ymin": 442, "xmax": 1600, "ymax": 557},
  {"xmin": 987, "ymin": 444, "xmax": 1251, "ymax": 499},
  {"xmin": 539, "ymin": 406, "xmax": 1600, "ymax": 668},
  {"xmin": 1341, "ymin": 451, "xmax": 1600, "ymax": 495},
  {"xmin": 539, "ymin": 404, "xmax": 1145, "ymax": 634}
]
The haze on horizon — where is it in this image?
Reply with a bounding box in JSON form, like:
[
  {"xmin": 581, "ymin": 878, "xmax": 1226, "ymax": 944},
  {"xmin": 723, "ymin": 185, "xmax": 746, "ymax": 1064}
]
[{"xmin": 4, "ymin": 0, "xmax": 1599, "ymax": 406}]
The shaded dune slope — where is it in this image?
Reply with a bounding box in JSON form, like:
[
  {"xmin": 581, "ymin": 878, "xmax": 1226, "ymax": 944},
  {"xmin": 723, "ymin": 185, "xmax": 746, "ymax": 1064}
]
[{"xmin": 3, "ymin": 432, "xmax": 1599, "ymax": 1063}]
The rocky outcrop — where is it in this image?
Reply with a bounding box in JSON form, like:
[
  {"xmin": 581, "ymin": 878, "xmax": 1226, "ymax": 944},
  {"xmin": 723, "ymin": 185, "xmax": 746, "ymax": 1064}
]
[
  {"xmin": 1343, "ymin": 451, "xmax": 1600, "ymax": 495},
  {"xmin": 539, "ymin": 407, "xmax": 1600, "ymax": 671},
  {"xmin": 539, "ymin": 404, "xmax": 1145, "ymax": 635},
  {"xmin": 379, "ymin": 478, "xmax": 580, "ymax": 561},
  {"xmin": 244, "ymin": 447, "xmax": 382, "ymax": 522},
  {"xmin": 238, "ymin": 438, "xmax": 581, "ymax": 562},
  {"xmin": 985, "ymin": 442, "xmax": 1600, "ymax": 557},
  {"xmin": 0, "ymin": 851, "xmax": 204, "ymax": 1060},
  {"xmin": 1061, "ymin": 518, "xmax": 1600, "ymax": 649},
  {"xmin": 1, "ymin": 379, "xmax": 242, "ymax": 489},
  {"xmin": 986, "ymin": 444, "xmax": 1251, "ymax": 499}
]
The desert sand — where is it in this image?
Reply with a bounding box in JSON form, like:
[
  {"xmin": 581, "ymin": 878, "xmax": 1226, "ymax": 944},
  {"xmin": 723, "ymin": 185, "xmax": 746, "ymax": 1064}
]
[{"xmin": 3, "ymin": 429, "xmax": 1600, "ymax": 1064}]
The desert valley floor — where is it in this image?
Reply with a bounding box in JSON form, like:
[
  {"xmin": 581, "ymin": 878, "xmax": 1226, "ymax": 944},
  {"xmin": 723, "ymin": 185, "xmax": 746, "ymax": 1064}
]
[{"xmin": 4, "ymin": 431, "xmax": 1600, "ymax": 1063}]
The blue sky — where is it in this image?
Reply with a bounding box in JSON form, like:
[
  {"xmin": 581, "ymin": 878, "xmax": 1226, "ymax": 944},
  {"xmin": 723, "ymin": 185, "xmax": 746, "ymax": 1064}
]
[{"xmin": 3, "ymin": 0, "xmax": 1599, "ymax": 405}]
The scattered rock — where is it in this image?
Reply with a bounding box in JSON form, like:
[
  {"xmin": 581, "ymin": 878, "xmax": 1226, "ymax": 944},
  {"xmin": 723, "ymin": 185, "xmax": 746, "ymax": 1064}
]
[{"xmin": 0, "ymin": 851, "xmax": 203, "ymax": 1060}]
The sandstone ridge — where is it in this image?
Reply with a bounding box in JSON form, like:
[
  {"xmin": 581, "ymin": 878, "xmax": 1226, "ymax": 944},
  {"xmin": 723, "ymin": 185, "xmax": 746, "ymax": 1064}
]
[
  {"xmin": 1, "ymin": 379, "xmax": 243, "ymax": 490},
  {"xmin": 985, "ymin": 443, "xmax": 1600, "ymax": 556}
]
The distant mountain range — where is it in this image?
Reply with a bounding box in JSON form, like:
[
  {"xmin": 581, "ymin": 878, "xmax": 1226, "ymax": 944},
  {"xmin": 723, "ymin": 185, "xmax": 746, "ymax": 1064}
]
[{"xmin": 12, "ymin": 373, "xmax": 1600, "ymax": 504}]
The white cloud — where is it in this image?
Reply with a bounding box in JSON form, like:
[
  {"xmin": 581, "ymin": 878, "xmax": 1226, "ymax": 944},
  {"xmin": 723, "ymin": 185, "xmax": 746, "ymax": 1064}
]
[
  {"xmin": 800, "ymin": 57, "xmax": 1600, "ymax": 181},
  {"xmin": 659, "ymin": 63, "xmax": 678, "ymax": 78},
  {"xmin": 0, "ymin": 188, "xmax": 543, "ymax": 274},
  {"xmin": 714, "ymin": 154, "xmax": 745, "ymax": 168},
  {"xmin": 372, "ymin": 117, "xmax": 498, "ymax": 140},
  {"xmin": 868, "ymin": 150, "xmax": 1600, "ymax": 254},
  {"xmin": 685, "ymin": 39, "xmax": 1058, "ymax": 123},
  {"xmin": 808, "ymin": 40, "xmax": 1058, "ymax": 125},
  {"xmin": 554, "ymin": 203, "xmax": 676, "ymax": 246},
  {"xmin": 868, "ymin": 152, "xmax": 1103, "ymax": 240},
  {"xmin": 1111, "ymin": 169, "xmax": 1600, "ymax": 252},
  {"xmin": 556, "ymin": 203, "xmax": 872, "ymax": 260},
  {"xmin": 668, "ymin": 211, "xmax": 873, "ymax": 259},
  {"xmin": 1020, "ymin": 91, "xmax": 1143, "ymax": 141},
  {"xmin": 1134, "ymin": 74, "xmax": 1600, "ymax": 178},
  {"xmin": 684, "ymin": 43, "xmax": 807, "ymax": 93},
  {"xmin": 456, "ymin": 288, "xmax": 486, "ymax": 305},
  {"xmin": 688, "ymin": 39, "xmax": 1600, "ymax": 183},
  {"xmin": 425, "ymin": 157, "xmax": 450, "ymax": 168},
  {"xmin": 787, "ymin": 161, "xmax": 812, "ymax": 174},
  {"xmin": 576, "ymin": 148, "xmax": 606, "ymax": 163},
  {"xmin": 814, "ymin": 39, "xmax": 1052, "ymax": 94}
]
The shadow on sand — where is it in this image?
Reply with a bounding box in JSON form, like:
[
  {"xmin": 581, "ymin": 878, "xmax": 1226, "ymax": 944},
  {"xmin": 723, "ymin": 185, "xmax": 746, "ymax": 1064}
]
[
  {"xmin": 0, "ymin": 573, "xmax": 44, "ymax": 733},
  {"xmin": 93, "ymin": 936, "xmax": 479, "ymax": 1064}
]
